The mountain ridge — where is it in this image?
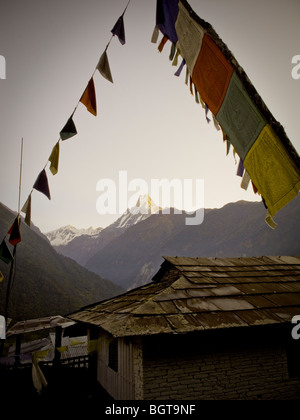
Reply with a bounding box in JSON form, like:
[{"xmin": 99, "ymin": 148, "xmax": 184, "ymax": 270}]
[
  {"xmin": 0, "ymin": 203, "xmax": 123, "ymax": 321},
  {"xmin": 84, "ymin": 198, "xmax": 300, "ymax": 290},
  {"xmin": 46, "ymin": 194, "xmax": 162, "ymax": 265}
]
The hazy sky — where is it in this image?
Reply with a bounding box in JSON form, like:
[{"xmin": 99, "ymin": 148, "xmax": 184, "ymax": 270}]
[{"xmin": 0, "ymin": 0, "xmax": 299, "ymax": 232}]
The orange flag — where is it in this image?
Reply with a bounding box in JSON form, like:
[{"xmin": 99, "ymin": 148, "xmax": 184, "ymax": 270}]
[{"xmin": 80, "ymin": 77, "xmax": 97, "ymax": 116}]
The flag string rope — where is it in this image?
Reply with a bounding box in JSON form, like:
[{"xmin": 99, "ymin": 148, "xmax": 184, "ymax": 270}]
[{"xmin": 0, "ymin": 0, "xmax": 133, "ymax": 311}]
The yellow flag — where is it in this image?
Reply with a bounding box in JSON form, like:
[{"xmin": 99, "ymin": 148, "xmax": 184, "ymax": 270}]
[
  {"xmin": 0, "ymin": 271, "xmax": 4, "ymax": 283},
  {"xmin": 71, "ymin": 339, "xmax": 85, "ymax": 346},
  {"xmin": 49, "ymin": 141, "xmax": 60, "ymax": 175},
  {"xmin": 88, "ymin": 339, "xmax": 99, "ymax": 354},
  {"xmin": 21, "ymin": 194, "xmax": 32, "ymax": 227},
  {"xmin": 34, "ymin": 349, "xmax": 50, "ymax": 360},
  {"xmin": 57, "ymin": 346, "xmax": 68, "ymax": 353}
]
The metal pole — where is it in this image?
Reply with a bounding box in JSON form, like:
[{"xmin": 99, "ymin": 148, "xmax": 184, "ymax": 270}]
[
  {"xmin": 18, "ymin": 138, "xmax": 23, "ymax": 215},
  {"xmin": 4, "ymin": 138, "xmax": 23, "ymax": 323}
]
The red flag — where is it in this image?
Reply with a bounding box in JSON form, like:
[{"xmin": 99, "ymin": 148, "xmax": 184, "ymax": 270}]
[{"xmin": 8, "ymin": 217, "xmax": 21, "ymax": 246}]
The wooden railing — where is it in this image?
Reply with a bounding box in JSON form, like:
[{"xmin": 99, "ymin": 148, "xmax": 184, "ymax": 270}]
[{"xmin": 41, "ymin": 355, "xmax": 90, "ymax": 369}]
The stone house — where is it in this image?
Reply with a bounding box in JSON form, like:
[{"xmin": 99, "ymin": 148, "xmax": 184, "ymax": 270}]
[{"xmin": 69, "ymin": 256, "xmax": 300, "ymax": 400}]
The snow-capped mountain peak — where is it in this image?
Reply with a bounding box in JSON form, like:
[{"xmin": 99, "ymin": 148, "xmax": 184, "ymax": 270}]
[
  {"xmin": 45, "ymin": 195, "xmax": 160, "ymax": 248},
  {"xmin": 114, "ymin": 195, "xmax": 161, "ymax": 229},
  {"xmin": 46, "ymin": 225, "xmax": 103, "ymax": 247}
]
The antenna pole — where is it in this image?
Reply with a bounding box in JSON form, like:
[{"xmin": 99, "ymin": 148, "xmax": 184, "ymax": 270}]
[
  {"xmin": 4, "ymin": 138, "xmax": 23, "ymax": 324},
  {"xmin": 18, "ymin": 138, "xmax": 23, "ymax": 215}
]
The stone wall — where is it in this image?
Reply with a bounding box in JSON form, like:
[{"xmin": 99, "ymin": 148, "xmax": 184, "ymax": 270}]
[{"xmin": 142, "ymin": 328, "xmax": 300, "ymax": 400}]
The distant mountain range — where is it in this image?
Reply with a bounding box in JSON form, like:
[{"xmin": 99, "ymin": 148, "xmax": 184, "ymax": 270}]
[
  {"xmin": 0, "ymin": 203, "xmax": 123, "ymax": 322},
  {"xmin": 46, "ymin": 194, "xmax": 161, "ymax": 266},
  {"xmin": 46, "ymin": 225, "xmax": 104, "ymax": 247},
  {"xmin": 3, "ymin": 195, "xmax": 298, "ymax": 322},
  {"xmin": 46, "ymin": 197, "xmax": 300, "ymax": 291}
]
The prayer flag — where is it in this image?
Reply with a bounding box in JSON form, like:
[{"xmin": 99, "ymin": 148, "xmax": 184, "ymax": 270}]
[
  {"xmin": 49, "ymin": 142, "xmax": 60, "ymax": 176},
  {"xmin": 21, "ymin": 194, "xmax": 31, "ymax": 227},
  {"xmin": 60, "ymin": 116, "xmax": 77, "ymax": 141},
  {"xmin": 193, "ymin": 34, "xmax": 234, "ymax": 116},
  {"xmin": 244, "ymin": 124, "xmax": 300, "ymax": 217},
  {"xmin": 0, "ymin": 239, "xmax": 13, "ymax": 264},
  {"xmin": 33, "ymin": 169, "xmax": 51, "ymax": 200},
  {"xmin": 175, "ymin": 1, "xmax": 205, "ymax": 74},
  {"xmin": 88, "ymin": 339, "xmax": 99, "ymax": 354},
  {"xmin": 216, "ymin": 72, "xmax": 266, "ymax": 160},
  {"xmin": 156, "ymin": 0, "xmax": 179, "ymax": 44},
  {"xmin": 8, "ymin": 217, "xmax": 21, "ymax": 246},
  {"xmin": 155, "ymin": 0, "xmax": 300, "ymax": 224},
  {"xmin": 97, "ymin": 50, "xmax": 113, "ymax": 83},
  {"xmin": 111, "ymin": 15, "xmax": 126, "ymax": 45},
  {"xmin": 57, "ymin": 346, "xmax": 68, "ymax": 353},
  {"xmin": 80, "ymin": 78, "xmax": 97, "ymax": 117}
]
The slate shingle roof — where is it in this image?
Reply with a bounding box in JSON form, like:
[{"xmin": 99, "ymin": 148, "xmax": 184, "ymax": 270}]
[{"xmin": 69, "ymin": 256, "xmax": 300, "ymax": 337}]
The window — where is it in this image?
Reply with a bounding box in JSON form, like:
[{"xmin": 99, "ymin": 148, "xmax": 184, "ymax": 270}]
[{"xmin": 108, "ymin": 339, "xmax": 118, "ymax": 372}]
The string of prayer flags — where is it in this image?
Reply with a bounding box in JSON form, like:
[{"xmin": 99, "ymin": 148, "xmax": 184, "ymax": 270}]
[
  {"xmin": 0, "ymin": 239, "xmax": 14, "ymax": 264},
  {"xmin": 60, "ymin": 115, "xmax": 77, "ymax": 141},
  {"xmin": 154, "ymin": 0, "xmax": 300, "ymax": 226},
  {"xmin": 97, "ymin": 50, "xmax": 114, "ymax": 83},
  {"xmin": 111, "ymin": 15, "xmax": 126, "ymax": 45},
  {"xmin": 21, "ymin": 194, "xmax": 32, "ymax": 227},
  {"xmin": 49, "ymin": 142, "xmax": 60, "ymax": 176},
  {"xmin": 2, "ymin": 0, "xmax": 135, "ymax": 248},
  {"xmin": 33, "ymin": 169, "xmax": 51, "ymax": 200},
  {"xmin": 80, "ymin": 77, "xmax": 97, "ymax": 117},
  {"xmin": 8, "ymin": 217, "xmax": 21, "ymax": 246}
]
